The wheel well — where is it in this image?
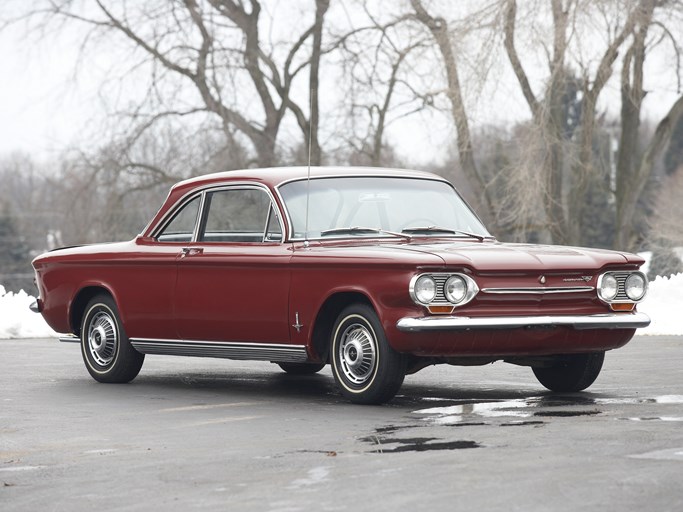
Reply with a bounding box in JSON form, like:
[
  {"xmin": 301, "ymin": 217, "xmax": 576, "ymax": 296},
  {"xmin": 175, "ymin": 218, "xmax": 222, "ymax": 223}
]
[
  {"xmin": 70, "ymin": 286, "xmax": 113, "ymax": 335},
  {"xmin": 310, "ymin": 292, "xmax": 373, "ymax": 362}
]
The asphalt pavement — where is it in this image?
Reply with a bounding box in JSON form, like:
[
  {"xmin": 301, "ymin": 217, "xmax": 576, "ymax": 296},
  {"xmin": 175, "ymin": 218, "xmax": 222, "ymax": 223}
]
[{"xmin": 1, "ymin": 336, "xmax": 682, "ymax": 511}]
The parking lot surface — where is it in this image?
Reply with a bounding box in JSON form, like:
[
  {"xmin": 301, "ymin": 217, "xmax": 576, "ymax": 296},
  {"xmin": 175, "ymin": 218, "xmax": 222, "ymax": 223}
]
[{"xmin": 1, "ymin": 336, "xmax": 682, "ymax": 511}]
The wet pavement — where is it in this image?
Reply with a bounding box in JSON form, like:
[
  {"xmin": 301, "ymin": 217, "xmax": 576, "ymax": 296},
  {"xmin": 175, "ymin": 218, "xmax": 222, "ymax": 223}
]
[{"xmin": 1, "ymin": 336, "xmax": 682, "ymax": 511}]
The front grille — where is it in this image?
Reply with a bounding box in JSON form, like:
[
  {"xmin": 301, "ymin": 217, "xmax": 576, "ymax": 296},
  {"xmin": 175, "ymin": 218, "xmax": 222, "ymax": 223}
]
[
  {"xmin": 611, "ymin": 272, "xmax": 634, "ymax": 301},
  {"xmin": 430, "ymin": 273, "xmax": 452, "ymax": 305}
]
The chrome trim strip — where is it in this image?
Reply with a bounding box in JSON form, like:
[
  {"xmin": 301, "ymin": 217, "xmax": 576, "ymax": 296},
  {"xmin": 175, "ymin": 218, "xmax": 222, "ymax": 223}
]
[
  {"xmin": 481, "ymin": 286, "xmax": 595, "ymax": 295},
  {"xmin": 59, "ymin": 335, "xmax": 80, "ymax": 343},
  {"xmin": 396, "ymin": 312, "xmax": 651, "ymax": 332},
  {"xmin": 129, "ymin": 338, "xmax": 308, "ymax": 363}
]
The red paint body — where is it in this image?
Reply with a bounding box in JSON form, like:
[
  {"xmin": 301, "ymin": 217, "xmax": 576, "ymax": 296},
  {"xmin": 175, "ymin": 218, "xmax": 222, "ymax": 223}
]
[{"xmin": 32, "ymin": 167, "xmax": 646, "ymax": 362}]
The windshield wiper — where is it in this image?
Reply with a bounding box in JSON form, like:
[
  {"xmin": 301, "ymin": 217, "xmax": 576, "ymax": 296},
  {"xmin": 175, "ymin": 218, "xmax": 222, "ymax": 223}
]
[
  {"xmin": 401, "ymin": 226, "xmax": 491, "ymax": 242},
  {"xmin": 320, "ymin": 226, "xmax": 411, "ymax": 240}
]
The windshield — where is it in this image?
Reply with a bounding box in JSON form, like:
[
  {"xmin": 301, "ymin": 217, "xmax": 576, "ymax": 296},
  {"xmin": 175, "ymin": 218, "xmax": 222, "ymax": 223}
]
[{"xmin": 278, "ymin": 176, "xmax": 491, "ymax": 240}]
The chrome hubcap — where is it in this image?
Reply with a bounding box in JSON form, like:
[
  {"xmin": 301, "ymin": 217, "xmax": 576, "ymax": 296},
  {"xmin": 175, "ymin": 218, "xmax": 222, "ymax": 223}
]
[
  {"xmin": 87, "ymin": 310, "xmax": 118, "ymax": 366},
  {"xmin": 338, "ymin": 323, "xmax": 376, "ymax": 385}
]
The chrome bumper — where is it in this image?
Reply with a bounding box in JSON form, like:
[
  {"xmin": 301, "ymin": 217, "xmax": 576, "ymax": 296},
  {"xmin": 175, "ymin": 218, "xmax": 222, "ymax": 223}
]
[
  {"xmin": 29, "ymin": 299, "xmax": 41, "ymax": 313},
  {"xmin": 396, "ymin": 312, "xmax": 651, "ymax": 332}
]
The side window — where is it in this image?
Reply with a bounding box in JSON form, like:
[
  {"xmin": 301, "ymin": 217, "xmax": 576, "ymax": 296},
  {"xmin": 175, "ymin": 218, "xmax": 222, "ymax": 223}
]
[
  {"xmin": 200, "ymin": 188, "xmax": 272, "ymax": 243},
  {"xmin": 157, "ymin": 196, "xmax": 200, "ymax": 243},
  {"xmin": 265, "ymin": 205, "xmax": 283, "ymax": 242}
]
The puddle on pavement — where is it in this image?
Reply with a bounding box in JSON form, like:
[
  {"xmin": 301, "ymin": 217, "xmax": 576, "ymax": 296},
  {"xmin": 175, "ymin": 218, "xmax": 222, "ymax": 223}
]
[
  {"xmin": 533, "ymin": 410, "xmax": 600, "ymax": 417},
  {"xmin": 591, "ymin": 395, "xmax": 683, "ymax": 406},
  {"xmin": 619, "ymin": 417, "xmax": 683, "ymax": 422},
  {"xmin": 414, "ymin": 399, "xmax": 533, "ymax": 425},
  {"xmin": 500, "ymin": 420, "xmax": 545, "ymax": 427},
  {"xmin": 355, "ymin": 393, "xmax": 683, "ymax": 454},
  {"xmin": 411, "ymin": 394, "xmax": 683, "ymax": 426},
  {"xmin": 364, "ymin": 437, "xmax": 480, "ymax": 453}
]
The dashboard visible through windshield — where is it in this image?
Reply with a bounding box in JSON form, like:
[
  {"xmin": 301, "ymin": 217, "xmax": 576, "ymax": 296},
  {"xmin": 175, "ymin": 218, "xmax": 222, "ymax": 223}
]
[{"xmin": 278, "ymin": 176, "xmax": 490, "ymax": 240}]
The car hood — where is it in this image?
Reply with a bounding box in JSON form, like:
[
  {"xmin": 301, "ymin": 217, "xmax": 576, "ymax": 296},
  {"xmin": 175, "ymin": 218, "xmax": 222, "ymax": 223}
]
[
  {"xmin": 402, "ymin": 241, "xmax": 646, "ymax": 271},
  {"xmin": 307, "ymin": 240, "xmax": 643, "ymax": 272}
]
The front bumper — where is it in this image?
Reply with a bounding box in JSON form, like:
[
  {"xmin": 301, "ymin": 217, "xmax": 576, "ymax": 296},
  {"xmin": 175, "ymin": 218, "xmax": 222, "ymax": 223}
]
[{"xmin": 396, "ymin": 312, "xmax": 651, "ymax": 332}]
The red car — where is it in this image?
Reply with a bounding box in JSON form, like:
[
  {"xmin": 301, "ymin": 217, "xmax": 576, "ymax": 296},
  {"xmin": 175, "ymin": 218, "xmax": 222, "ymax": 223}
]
[{"xmin": 31, "ymin": 167, "xmax": 650, "ymax": 404}]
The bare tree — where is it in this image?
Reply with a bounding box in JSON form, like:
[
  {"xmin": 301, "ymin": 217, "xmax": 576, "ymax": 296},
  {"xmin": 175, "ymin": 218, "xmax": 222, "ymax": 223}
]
[
  {"xmin": 615, "ymin": 1, "xmax": 683, "ymax": 249},
  {"xmin": 410, "ymin": 0, "xmax": 497, "ymax": 220},
  {"xmin": 503, "ymin": 0, "xmax": 572, "ymax": 243},
  {"xmin": 331, "ymin": 3, "xmax": 430, "ymax": 167},
  {"xmin": 29, "ymin": 0, "xmax": 330, "ymax": 169},
  {"xmin": 502, "ymin": 0, "xmax": 683, "ymax": 248}
]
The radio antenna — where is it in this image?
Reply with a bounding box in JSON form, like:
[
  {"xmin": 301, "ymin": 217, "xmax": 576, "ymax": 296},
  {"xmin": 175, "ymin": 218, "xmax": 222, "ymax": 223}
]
[{"xmin": 304, "ymin": 87, "xmax": 314, "ymax": 247}]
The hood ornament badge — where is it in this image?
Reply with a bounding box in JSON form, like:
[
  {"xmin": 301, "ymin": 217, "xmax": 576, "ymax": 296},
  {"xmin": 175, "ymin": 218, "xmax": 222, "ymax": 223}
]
[{"xmin": 539, "ymin": 275, "xmax": 546, "ymax": 284}]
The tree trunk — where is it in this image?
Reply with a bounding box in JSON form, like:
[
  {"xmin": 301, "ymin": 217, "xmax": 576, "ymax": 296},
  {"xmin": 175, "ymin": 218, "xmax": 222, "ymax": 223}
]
[
  {"xmin": 411, "ymin": 0, "xmax": 494, "ymax": 222},
  {"xmin": 504, "ymin": 0, "xmax": 570, "ymax": 244},
  {"xmin": 615, "ymin": 94, "xmax": 683, "ymax": 250},
  {"xmin": 307, "ymin": 0, "xmax": 329, "ymax": 166}
]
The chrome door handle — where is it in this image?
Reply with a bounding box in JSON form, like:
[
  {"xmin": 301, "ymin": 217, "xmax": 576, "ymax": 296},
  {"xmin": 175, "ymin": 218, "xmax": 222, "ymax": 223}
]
[{"xmin": 180, "ymin": 247, "xmax": 204, "ymax": 258}]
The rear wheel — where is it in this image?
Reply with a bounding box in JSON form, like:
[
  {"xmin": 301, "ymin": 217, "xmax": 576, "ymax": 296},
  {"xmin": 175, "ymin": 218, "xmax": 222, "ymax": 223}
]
[
  {"xmin": 532, "ymin": 352, "xmax": 605, "ymax": 392},
  {"xmin": 277, "ymin": 362, "xmax": 326, "ymax": 375},
  {"xmin": 330, "ymin": 304, "xmax": 406, "ymax": 405},
  {"xmin": 80, "ymin": 294, "xmax": 144, "ymax": 383}
]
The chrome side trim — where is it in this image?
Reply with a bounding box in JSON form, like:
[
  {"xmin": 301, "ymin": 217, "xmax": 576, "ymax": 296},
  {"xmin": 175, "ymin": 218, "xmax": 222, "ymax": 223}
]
[
  {"xmin": 396, "ymin": 312, "xmax": 651, "ymax": 332},
  {"xmin": 59, "ymin": 335, "xmax": 81, "ymax": 343},
  {"xmin": 129, "ymin": 338, "xmax": 308, "ymax": 363},
  {"xmin": 481, "ymin": 286, "xmax": 595, "ymax": 295}
]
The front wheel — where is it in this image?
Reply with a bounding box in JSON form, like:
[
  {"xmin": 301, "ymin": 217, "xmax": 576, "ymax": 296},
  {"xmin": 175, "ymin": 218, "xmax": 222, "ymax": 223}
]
[
  {"xmin": 532, "ymin": 352, "xmax": 605, "ymax": 392},
  {"xmin": 330, "ymin": 304, "xmax": 406, "ymax": 405},
  {"xmin": 80, "ymin": 294, "xmax": 144, "ymax": 383}
]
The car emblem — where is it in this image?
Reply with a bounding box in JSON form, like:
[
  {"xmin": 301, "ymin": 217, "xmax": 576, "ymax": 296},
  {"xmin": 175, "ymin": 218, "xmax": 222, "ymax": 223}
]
[
  {"xmin": 562, "ymin": 276, "xmax": 593, "ymax": 283},
  {"xmin": 539, "ymin": 275, "xmax": 546, "ymax": 284},
  {"xmin": 292, "ymin": 312, "xmax": 303, "ymax": 333}
]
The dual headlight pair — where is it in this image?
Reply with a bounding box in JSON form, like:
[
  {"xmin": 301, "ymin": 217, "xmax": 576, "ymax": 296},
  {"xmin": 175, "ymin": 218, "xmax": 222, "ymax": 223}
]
[
  {"xmin": 597, "ymin": 271, "xmax": 647, "ymax": 303},
  {"xmin": 409, "ymin": 273, "xmax": 479, "ymax": 306}
]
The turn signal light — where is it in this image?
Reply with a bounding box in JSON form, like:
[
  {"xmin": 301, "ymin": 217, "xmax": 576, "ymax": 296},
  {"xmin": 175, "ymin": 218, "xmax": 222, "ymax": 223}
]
[
  {"xmin": 428, "ymin": 305, "xmax": 455, "ymax": 314},
  {"xmin": 610, "ymin": 303, "xmax": 635, "ymax": 312}
]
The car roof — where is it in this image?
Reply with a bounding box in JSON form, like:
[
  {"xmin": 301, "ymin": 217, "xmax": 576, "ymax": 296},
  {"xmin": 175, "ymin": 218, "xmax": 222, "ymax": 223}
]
[
  {"xmin": 172, "ymin": 166, "xmax": 445, "ymax": 193},
  {"xmin": 143, "ymin": 166, "xmax": 450, "ymax": 237}
]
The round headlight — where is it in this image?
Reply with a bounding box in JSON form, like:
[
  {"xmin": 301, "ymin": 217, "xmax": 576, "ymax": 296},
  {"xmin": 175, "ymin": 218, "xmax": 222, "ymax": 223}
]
[
  {"xmin": 445, "ymin": 275, "xmax": 467, "ymax": 303},
  {"xmin": 625, "ymin": 273, "xmax": 646, "ymax": 301},
  {"xmin": 599, "ymin": 274, "xmax": 618, "ymax": 301},
  {"xmin": 414, "ymin": 275, "xmax": 436, "ymax": 304}
]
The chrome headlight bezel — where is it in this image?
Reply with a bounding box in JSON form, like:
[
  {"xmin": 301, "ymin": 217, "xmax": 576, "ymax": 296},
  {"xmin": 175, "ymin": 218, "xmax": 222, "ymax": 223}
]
[
  {"xmin": 411, "ymin": 275, "xmax": 437, "ymax": 304},
  {"xmin": 597, "ymin": 273, "xmax": 619, "ymax": 302},
  {"xmin": 597, "ymin": 271, "xmax": 648, "ymax": 304},
  {"xmin": 409, "ymin": 272, "xmax": 479, "ymax": 308},
  {"xmin": 624, "ymin": 273, "xmax": 647, "ymax": 301},
  {"xmin": 444, "ymin": 275, "xmax": 467, "ymax": 304}
]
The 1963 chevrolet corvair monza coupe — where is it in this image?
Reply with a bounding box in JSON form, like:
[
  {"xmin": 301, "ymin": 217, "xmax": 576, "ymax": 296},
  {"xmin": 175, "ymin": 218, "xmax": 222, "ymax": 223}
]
[{"xmin": 31, "ymin": 167, "xmax": 650, "ymax": 404}]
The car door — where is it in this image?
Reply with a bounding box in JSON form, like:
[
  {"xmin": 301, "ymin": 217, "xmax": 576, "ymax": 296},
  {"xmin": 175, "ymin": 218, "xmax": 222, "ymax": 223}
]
[
  {"xmin": 123, "ymin": 193, "xmax": 203, "ymax": 340},
  {"xmin": 174, "ymin": 185, "xmax": 292, "ymax": 343}
]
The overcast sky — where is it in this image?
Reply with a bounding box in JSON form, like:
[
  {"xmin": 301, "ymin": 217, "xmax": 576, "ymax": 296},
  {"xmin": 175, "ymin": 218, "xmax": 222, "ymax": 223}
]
[{"xmin": 1, "ymin": 1, "xmax": 681, "ymax": 167}]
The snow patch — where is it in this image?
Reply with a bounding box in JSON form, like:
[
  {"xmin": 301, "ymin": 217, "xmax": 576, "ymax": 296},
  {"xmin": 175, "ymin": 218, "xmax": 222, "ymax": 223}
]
[
  {"xmin": 0, "ymin": 285, "xmax": 58, "ymax": 339},
  {"xmin": 638, "ymin": 273, "xmax": 683, "ymax": 336}
]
